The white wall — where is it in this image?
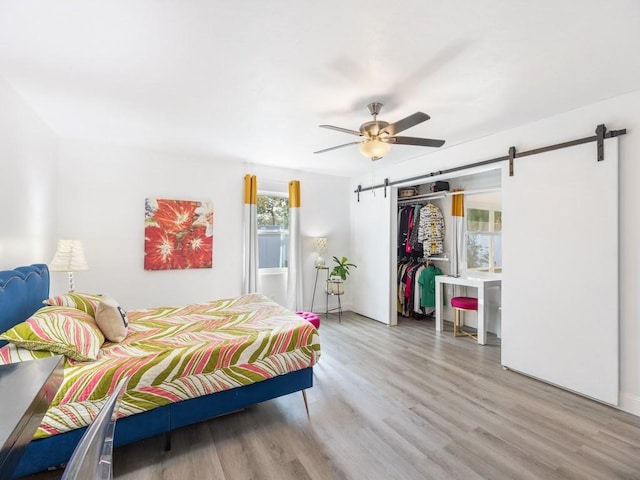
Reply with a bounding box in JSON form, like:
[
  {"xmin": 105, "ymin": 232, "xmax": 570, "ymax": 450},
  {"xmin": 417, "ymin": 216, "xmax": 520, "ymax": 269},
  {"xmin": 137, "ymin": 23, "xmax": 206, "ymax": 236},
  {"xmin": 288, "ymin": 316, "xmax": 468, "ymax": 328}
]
[
  {"xmin": 351, "ymin": 89, "xmax": 640, "ymax": 416},
  {"xmin": 55, "ymin": 140, "xmax": 351, "ymax": 312},
  {"xmin": 0, "ymin": 79, "xmax": 58, "ymax": 270}
]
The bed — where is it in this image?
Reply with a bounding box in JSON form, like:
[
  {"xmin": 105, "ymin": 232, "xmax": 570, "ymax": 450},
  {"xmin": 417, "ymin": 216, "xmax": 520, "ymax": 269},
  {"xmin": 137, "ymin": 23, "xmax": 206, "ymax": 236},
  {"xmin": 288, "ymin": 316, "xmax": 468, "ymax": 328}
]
[{"xmin": 0, "ymin": 264, "xmax": 320, "ymax": 478}]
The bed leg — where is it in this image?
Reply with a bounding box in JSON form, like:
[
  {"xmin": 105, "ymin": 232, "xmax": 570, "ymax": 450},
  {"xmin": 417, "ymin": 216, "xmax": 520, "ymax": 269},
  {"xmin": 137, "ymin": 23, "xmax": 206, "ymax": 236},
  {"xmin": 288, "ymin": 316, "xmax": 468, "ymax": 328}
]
[
  {"xmin": 164, "ymin": 431, "xmax": 171, "ymax": 451},
  {"xmin": 301, "ymin": 390, "xmax": 309, "ymax": 417}
]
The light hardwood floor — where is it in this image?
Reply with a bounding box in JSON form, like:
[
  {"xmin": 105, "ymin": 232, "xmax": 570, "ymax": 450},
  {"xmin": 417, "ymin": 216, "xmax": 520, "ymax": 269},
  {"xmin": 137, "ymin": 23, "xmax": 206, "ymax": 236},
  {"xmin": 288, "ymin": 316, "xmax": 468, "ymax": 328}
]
[{"xmin": 24, "ymin": 312, "xmax": 640, "ymax": 479}]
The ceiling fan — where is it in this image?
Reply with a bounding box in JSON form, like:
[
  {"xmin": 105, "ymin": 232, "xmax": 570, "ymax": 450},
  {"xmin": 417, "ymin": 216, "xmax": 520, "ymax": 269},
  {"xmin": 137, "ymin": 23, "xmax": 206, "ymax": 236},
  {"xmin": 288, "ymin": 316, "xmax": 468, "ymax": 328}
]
[{"xmin": 314, "ymin": 102, "xmax": 445, "ymax": 161}]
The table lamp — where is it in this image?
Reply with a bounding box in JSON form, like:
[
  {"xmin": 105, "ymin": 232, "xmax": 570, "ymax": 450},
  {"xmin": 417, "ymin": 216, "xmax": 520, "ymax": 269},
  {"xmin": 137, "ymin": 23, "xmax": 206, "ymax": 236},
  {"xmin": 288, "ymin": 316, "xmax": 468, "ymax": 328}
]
[
  {"xmin": 49, "ymin": 239, "xmax": 89, "ymax": 292},
  {"xmin": 312, "ymin": 237, "xmax": 328, "ymax": 268}
]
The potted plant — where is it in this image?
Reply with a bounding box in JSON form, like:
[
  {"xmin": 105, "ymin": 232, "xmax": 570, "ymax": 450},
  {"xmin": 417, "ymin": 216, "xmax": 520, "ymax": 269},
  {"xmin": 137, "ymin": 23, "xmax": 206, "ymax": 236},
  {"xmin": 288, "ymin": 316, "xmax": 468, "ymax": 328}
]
[{"xmin": 327, "ymin": 256, "xmax": 357, "ymax": 295}]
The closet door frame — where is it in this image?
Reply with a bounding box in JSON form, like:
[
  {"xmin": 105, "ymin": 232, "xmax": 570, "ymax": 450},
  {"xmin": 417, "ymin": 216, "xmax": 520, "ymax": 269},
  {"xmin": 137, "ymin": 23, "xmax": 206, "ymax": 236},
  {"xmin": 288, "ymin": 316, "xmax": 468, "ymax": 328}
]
[{"xmin": 391, "ymin": 169, "xmax": 502, "ymax": 328}]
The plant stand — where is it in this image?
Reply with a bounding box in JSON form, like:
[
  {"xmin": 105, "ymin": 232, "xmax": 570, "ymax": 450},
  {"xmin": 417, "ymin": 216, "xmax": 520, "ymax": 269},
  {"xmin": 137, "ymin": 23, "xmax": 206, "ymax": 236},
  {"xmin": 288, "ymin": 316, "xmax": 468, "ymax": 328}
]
[
  {"xmin": 325, "ymin": 279, "xmax": 343, "ymax": 323},
  {"xmin": 310, "ymin": 266, "xmax": 329, "ymax": 314}
]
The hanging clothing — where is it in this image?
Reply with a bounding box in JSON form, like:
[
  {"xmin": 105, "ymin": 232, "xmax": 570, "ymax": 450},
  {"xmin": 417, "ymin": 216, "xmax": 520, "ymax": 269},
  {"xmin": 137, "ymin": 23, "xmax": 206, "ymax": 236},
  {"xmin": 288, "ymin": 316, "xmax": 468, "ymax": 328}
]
[
  {"xmin": 397, "ymin": 259, "xmax": 419, "ymax": 316},
  {"xmin": 398, "ymin": 259, "xmax": 440, "ymax": 317},
  {"xmin": 398, "ymin": 206, "xmax": 412, "ymax": 257},
  {"xmin": 405, "ymin": 208, "xmax": 414, "ymax": 254},
  {"xmin": 397, "ymin": 260, "xmax": 416, "ymax": 315},
  {"xmin": 418, "ymin": 203, "xmax": 446, "ymax": 255},
  {"xmin": 398, "ymin": 203, "xmax": 428, "ymax": 257},
  {"xmin": 418, "ymin": 264, "xmax": 443, "ymax": 309},
  {"xmin": 413, "ymin": 264, "xmax": 426, "ymax": 313},
  {"xmin": 398, "ymin": 200, "xmax": 446, "ymax": 318},
  {"xmin": 409, "ymin": 204, "xmax": 424, "ymax": 254}
]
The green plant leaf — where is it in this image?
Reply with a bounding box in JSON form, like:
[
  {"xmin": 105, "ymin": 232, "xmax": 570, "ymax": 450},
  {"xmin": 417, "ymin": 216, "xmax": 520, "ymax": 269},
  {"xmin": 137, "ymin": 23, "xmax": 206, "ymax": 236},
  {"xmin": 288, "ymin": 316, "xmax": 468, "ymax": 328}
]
[{"xmin": 330, "ymin": 256, "xmax": 357, "ymax": 280}]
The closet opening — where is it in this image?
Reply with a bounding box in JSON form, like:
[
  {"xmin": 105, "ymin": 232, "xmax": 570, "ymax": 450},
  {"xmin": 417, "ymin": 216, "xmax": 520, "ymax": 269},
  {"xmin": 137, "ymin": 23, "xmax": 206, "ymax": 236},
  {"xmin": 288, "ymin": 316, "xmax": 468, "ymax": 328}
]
[{"xmin": 393, "ymin": 167, "xmax": 502, "ymax": 347}]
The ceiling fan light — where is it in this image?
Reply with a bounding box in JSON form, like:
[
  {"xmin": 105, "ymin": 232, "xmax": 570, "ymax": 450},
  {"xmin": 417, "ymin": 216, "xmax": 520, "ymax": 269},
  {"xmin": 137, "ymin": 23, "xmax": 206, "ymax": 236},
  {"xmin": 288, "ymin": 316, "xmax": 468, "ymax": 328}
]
[{"xmin": 359, "ymin": 138, "xmax": 391, "ymax": 160}]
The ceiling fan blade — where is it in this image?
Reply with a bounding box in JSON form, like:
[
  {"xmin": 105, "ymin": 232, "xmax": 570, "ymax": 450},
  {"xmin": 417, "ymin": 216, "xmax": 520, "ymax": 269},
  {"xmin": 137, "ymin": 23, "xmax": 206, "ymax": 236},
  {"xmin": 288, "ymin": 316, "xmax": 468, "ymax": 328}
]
[
  {"xmin": 390, "ymin": 136, "xmax": 445, "ymax": 148},
  {"xmin": 319, "ymin": 124, "xmax": 363, "ymax": 136},
  {"xmin": 314, "ymin": 141, "xmax": 362, "ymax": 154},
  {"xmin": 383, "ymin": 112, "xmax": 430, "ymax": 136}
]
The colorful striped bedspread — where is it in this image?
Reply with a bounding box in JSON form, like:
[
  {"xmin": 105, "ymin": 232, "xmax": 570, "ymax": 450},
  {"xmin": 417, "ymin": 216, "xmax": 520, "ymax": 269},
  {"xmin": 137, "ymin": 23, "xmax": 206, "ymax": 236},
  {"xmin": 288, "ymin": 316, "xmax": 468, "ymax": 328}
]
[{"xmin": 5, "ymin": 293, "xmax": 321, "ymax": 439}]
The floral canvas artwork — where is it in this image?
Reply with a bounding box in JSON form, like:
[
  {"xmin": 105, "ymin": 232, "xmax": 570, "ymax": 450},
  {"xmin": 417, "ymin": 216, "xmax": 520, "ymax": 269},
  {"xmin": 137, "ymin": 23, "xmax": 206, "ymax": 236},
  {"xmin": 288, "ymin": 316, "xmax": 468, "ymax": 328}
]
[{"xmin": 144, "ymin": 198, "xmax": 214, "ymax": 270}]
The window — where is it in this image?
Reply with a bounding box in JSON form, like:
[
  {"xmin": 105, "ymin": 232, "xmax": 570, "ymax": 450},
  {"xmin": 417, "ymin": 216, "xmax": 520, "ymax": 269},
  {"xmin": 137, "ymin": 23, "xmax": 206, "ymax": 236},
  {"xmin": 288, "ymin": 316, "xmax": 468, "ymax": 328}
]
[
  {"xmin": 257, "ymin": 193, "xmax": 289, "ymax": 269},
  {"xmin": 465, "ymin": 203, "xmax": 502, "ymax": 273}
]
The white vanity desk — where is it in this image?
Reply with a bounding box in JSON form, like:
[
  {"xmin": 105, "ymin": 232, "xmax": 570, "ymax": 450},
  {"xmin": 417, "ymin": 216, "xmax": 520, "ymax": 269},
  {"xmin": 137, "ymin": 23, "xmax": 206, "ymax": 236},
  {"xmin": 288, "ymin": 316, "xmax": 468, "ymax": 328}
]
[{"xmin": 435, "ymin": 275, "xmax": 502, "ymax": 345}]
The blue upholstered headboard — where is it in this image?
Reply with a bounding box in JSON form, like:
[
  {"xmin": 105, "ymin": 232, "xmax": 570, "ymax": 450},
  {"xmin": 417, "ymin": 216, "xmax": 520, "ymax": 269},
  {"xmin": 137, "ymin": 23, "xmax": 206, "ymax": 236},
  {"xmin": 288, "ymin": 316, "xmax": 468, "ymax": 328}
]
[{"xmin": 0, "ymin": 264, "xmax": 49, "ymax": 345}]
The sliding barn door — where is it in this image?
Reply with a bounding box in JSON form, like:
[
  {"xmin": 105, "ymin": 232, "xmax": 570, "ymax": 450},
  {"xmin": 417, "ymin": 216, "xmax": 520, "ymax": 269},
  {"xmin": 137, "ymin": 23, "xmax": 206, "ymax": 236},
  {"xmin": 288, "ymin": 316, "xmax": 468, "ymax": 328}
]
[
  {"xmin": 349, "ymin": 187, "xmax": 393, "ymax": 324},
  {"xmin": 502, "ymin": 139, "xmax": 619, "ymax": 405}
]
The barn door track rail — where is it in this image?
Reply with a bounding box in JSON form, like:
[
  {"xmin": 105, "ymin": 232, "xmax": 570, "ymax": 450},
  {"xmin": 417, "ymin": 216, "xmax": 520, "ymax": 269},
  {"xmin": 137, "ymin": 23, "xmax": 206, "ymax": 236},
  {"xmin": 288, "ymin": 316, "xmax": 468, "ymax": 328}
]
[{"xmin": 355, "ymin": 124, "xmax": 626, "ymax": 201}]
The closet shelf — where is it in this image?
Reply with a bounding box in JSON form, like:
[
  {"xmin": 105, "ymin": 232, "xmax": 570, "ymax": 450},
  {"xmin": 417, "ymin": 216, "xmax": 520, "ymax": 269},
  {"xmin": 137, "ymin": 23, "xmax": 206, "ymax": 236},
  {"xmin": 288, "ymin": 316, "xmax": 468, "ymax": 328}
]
[
  {"xmin": 397, "ymin": 192, "xmax": 446, "ymax": 204},
  {"xmin": 397, "ymin": 187, "xmax": 501, "ymax": 205}
]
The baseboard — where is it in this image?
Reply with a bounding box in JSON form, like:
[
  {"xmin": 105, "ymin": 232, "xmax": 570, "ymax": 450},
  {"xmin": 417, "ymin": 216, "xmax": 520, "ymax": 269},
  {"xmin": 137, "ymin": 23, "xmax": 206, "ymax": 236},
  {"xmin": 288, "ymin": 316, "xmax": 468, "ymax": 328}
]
[{"xmin": 619, "ymin": 392, "xmax": 640, "ymax": 417}]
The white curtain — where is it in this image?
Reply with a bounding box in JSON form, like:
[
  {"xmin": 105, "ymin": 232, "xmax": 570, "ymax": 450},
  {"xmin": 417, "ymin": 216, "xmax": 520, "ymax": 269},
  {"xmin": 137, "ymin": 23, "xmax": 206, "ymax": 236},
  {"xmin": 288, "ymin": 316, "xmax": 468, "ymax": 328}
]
[
  {"xmin": 286, "ymin": 180, "xmax": 303, "ymax": 311},
  {"xmin": 450, "ymin": 189, "xmax": 465, "ymax": 276},
  {"xmin": 242, "ymin": 174, "xmax": 259, "ymax": 294}
]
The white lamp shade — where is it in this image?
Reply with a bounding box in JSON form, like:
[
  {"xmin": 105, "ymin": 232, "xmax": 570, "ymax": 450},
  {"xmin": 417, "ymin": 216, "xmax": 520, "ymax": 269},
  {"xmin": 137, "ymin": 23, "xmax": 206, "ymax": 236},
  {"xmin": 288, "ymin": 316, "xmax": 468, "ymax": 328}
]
[
  {"xmin": 358, "ymin": 139, "xmax": 391, "ymax": 160},
  {"xmin": 312, "ymin": 237, "xmax": 328, "ymax": 253},
  {"xmin": 49, "ymin": 240, "xmax": 89, "ymax": 272}
]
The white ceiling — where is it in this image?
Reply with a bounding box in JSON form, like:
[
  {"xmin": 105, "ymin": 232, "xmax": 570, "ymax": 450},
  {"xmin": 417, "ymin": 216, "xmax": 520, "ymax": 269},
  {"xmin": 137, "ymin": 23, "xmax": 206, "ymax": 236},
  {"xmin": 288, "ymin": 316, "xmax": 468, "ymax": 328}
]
[{"xmin": 2, "ymin": 1, "xmax": 640, "ymax": 177}]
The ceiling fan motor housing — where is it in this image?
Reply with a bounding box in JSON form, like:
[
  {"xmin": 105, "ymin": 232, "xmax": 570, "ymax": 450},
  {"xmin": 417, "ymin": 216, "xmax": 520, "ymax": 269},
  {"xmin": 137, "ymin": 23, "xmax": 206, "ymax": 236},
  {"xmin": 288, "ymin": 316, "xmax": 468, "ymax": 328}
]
[{"xmin": 360, "ymin": 120, "xmax": 390, "ymax": 137}]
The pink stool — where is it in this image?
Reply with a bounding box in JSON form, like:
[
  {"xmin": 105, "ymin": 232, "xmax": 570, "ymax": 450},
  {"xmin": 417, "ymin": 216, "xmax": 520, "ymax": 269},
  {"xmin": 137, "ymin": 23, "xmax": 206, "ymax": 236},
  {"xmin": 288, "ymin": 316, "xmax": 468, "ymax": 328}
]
[
  {"xmin": 296, "ymin": 311, "xmax": 321, "ymax": 329},
  {"xmin": 450, "ymin": 296, "xmax": 478, "ymax": 339}
]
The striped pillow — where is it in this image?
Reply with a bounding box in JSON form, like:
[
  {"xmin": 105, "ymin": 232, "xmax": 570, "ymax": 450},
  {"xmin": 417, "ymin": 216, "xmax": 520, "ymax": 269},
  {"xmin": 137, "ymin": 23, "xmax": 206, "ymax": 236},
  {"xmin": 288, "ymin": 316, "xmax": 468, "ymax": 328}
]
[
  {"xmin": 43, "ymin": 293, "xmax": 102, "ymax": 318},
  {"xmin": 0, "ymin": 306, "xmax": 105, "ymax": 361},
  {"xmin": 0, "ymin": 343, "xmax": 57, "ymax": 365}
]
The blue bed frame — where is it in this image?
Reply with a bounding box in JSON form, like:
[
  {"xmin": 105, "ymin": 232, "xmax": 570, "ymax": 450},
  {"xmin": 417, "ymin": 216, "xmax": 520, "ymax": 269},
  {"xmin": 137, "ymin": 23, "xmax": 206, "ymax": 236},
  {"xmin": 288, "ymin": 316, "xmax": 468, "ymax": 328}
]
[{"xmin": 0, "ymin": 264, "xmax": 313, "ymax": 478}]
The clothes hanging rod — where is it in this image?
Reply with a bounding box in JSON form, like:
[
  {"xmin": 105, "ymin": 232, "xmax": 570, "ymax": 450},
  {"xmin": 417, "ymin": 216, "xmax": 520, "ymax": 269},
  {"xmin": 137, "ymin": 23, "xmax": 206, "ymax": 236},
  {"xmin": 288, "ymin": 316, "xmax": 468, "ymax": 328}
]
[
  {"xmin": 354, "ymin": 124, "xmax": 627, "ymax": 197},
  {"xmin": 426, "ymin": 256, "xmax": 449, "ymax": 262},
  {"xmin": 398, "ymin": 194, "xmax": 446, "ymax": 204},
  {"xmin": 399, "ymin": 255, "xmax": 450, "ymax": 262}
]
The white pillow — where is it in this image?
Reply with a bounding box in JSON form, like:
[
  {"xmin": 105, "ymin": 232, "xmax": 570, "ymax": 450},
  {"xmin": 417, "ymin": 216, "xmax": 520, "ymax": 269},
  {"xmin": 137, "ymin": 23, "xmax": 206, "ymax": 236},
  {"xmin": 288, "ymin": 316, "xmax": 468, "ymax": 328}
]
[{"xmin": 95, "ymin": 295, "xmax": 129, "ymax": 343}]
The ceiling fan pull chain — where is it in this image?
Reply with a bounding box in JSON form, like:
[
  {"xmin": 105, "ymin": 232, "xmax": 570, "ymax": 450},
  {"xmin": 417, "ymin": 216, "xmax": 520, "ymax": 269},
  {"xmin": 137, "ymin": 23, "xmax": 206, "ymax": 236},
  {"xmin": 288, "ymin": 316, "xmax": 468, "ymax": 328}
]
[{"xmin": 371, "ymin": 162, "xmax": 377, "ymax": 196}]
